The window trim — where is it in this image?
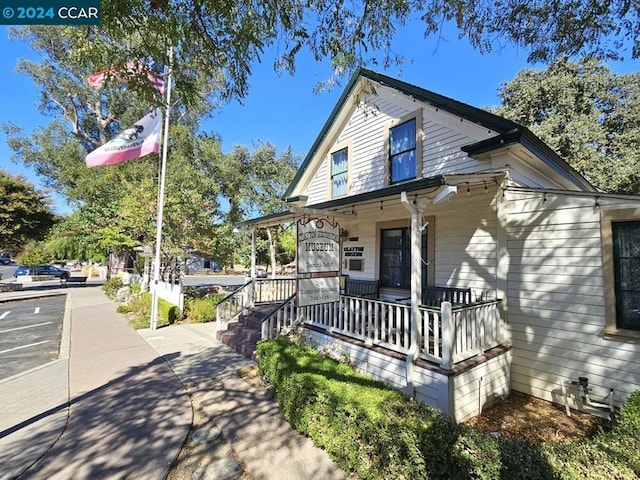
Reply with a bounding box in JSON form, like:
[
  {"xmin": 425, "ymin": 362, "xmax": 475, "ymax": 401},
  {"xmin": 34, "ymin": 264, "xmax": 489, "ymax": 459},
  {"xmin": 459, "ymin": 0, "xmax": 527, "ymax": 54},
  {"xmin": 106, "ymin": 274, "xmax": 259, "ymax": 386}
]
[
  {"xmin": 327, "ymin": 141, "xmax": 352, "ymax": 199},
  {"xmin": 601, "ymin": 207, "xmax": 640, "ymax": 341},
  {"xmin": 379, "ymin": 225, "xmax": 412, "ymax": 289},
  {"xmin": 385, "ymin": 110, "xmax": 423, "ymax": 186},
  {"xmin": 375, "ymin": 216, "xmax": 435, "ymax": 293}
]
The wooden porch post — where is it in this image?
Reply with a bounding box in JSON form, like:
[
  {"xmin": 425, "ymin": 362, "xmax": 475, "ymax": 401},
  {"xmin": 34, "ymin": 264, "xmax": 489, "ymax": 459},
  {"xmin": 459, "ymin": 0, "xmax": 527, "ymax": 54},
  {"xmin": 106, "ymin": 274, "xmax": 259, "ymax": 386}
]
[
  {"xmin": 400, "ymin": 191, "xmax": 427, "ymax": 395},
  {"xmin": 440, "ymin": 301, "xmax": 454, "ymax": 370},
  {"xmin": 244, "ymin": 228, "xmax": 256, "ymax": 313}
]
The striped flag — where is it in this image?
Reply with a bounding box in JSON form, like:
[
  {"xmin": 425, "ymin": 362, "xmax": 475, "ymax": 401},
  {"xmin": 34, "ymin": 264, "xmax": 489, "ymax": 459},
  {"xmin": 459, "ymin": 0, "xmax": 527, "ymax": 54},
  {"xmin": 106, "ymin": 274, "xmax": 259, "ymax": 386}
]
[
  {"xmin": 85, "ymin": 109, "xmax": 162, "ymax": 168},
  {"xmin": 88, "ymin": 61, "xmax": 165, "ymax": 94}
]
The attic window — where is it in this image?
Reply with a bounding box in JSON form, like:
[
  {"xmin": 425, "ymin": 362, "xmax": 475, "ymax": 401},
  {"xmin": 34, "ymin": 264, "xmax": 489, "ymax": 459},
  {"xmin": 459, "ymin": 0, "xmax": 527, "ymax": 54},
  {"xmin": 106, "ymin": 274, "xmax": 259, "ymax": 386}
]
[
  {"xmin": 389, "ymin": 118, "xmax": 416, "ymax": 184},
  {"xmin": 331, "ymin": 147, "xmax": 348, "ymax": 198}
]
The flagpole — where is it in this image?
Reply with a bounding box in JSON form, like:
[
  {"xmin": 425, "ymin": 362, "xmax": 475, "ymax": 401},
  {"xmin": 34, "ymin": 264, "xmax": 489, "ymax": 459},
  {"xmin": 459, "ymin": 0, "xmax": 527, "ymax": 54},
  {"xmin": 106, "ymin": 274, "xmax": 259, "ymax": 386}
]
[{"xmin": 150, "ymin": 46, "xmax": 173, "ymax": 331}]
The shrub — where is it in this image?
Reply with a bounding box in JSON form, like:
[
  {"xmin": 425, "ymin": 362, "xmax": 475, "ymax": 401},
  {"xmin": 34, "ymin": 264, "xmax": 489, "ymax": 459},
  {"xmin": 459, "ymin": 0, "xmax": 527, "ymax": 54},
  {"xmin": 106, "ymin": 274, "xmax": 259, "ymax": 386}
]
[
  {"xmin": 81, "ymin": 265, "xmax": 99, "ymax": 277},
  {"xmin": 103, "ymin": 277, "xmax": 123, "ymax": 298},
  {"xmin": 257, "ymin": 337, "xmax": 640, "ymax": 480},
  {"xmin": 117, "ymin": 292, "xmax": 181, "ymax": 329},
  {"xmin": 184, "ymin": 295, "xmax": 224, "ymax": 323}
]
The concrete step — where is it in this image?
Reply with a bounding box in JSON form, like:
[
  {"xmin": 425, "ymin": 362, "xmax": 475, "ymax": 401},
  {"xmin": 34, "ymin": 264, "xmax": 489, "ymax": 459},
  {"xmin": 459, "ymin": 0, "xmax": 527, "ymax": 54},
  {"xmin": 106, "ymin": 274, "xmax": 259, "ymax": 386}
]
[{"xmin": 216, "ymin": 303, "xmax": 279, "ymax": 360}]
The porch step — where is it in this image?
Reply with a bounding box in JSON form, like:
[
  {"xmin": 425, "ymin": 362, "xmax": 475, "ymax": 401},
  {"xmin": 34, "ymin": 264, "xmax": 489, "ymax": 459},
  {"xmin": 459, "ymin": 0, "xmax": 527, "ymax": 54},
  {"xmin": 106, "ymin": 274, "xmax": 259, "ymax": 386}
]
[{"xmin": 216, "ymin": 303, "xmax": 278, "ymax": 361}]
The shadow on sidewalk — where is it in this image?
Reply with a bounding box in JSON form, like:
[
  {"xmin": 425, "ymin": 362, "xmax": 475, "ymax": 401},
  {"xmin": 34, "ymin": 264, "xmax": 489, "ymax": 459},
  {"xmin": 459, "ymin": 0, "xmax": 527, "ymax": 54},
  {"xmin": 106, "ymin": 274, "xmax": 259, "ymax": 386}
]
[{"xmin": 1, "ymin": 356, "xmax": 189, "ymax": 480}]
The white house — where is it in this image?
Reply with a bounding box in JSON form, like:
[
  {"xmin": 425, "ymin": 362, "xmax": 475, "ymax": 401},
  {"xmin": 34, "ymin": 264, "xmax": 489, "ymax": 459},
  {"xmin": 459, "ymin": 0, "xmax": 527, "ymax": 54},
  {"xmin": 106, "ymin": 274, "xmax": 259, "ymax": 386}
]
[{"xmin": 224, "ymin": 69, "xmax": 640, "ymax": 422}]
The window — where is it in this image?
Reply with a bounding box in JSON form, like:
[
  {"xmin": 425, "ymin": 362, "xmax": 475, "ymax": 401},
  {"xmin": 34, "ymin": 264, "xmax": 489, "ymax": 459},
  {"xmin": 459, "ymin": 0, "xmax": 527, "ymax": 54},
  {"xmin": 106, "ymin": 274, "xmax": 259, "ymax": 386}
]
[
  {"xmin": 379, "ymin": 226, "xmax": 429, "ymax": 289},
  {"xmin": 348, "ymin": 258, "xmax": 363, "ymax": 271},
  {"xmin": 331, "ymin": 147, "xmax": 348, "ymax": 198},
  {"xmin": 389, "ymin": 118, "xmax": 416, "ymax": 184},
  {"xmin": 602, "ymin": 207, "xmax": 640, "ymax": 340},
  {"xmin": 612, "ymin": 221, "xmax": 640, "ymax": 331},
  {"xmin": 380, "ymin": 228, "xmax": 410, "ymax": 288}
]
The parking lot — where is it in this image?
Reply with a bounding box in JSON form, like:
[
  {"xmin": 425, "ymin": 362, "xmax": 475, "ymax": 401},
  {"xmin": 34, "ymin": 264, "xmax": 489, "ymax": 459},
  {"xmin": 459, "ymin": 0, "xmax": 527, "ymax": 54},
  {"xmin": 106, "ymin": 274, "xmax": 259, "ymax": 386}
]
[{"xmin": 0, "ymin": 295, "xmax": 66, "ymax": 380}]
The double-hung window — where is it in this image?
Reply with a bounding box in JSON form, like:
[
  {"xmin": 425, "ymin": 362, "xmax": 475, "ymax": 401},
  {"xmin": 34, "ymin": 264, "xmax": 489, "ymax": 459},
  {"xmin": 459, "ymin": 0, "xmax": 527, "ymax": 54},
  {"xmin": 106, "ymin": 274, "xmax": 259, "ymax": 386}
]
[
  {"xmin": 331, "ymin": 147, "xmax": 348, "ymax": 198},
  {"xmin": 389, "ymin": 118, "xmax": 417, "ymax": 184},
  {"xmin": 612, "ymin": 221, "xmax": 640, "ymax": 332}
]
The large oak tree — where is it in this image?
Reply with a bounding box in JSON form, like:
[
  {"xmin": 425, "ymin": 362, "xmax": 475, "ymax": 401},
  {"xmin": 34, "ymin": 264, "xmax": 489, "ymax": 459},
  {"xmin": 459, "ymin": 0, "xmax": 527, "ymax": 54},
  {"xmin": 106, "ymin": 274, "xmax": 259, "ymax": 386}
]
[{"xmin": 494, "ymin": 57, "xmax": 640, "ymax": 194}]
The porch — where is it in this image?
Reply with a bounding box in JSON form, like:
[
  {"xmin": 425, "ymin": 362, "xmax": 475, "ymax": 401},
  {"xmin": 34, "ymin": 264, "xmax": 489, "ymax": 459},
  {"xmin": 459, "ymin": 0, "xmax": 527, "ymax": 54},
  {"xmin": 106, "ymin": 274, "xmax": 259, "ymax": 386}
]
[{"xmin": 216, "ymin": 278, "xmax": 511, "ymax": 421}]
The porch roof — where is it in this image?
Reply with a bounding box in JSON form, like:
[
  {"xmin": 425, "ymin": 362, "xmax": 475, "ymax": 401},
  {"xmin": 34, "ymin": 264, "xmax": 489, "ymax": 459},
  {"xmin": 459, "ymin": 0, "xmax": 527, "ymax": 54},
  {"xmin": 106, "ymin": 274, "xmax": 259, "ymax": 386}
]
[
  {"xmin": 234, "ymin": 173, "xmax": 507, "ymax": 230},
  {"xmin": 234, "ymin": 175, "xmax": 446, "ymax": 230}
]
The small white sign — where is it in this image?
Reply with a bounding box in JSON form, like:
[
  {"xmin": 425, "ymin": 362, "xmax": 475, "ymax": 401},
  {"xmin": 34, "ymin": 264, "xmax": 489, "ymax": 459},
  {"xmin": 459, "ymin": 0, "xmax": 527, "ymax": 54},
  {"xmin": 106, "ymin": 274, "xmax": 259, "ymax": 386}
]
[
  {"xmin": 298, "ymin": 277, "xmax": 340, "ymax": 307},
  {"xmin": 297, "ymin": 218, "xmax": 340, "ymax": 274}
]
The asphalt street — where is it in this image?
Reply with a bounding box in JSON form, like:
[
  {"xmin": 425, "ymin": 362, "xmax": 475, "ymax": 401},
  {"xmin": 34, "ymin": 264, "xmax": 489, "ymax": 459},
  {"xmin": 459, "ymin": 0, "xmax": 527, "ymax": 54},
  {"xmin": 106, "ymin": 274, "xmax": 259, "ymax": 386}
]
[{"xmin": 0, "ymin": 295, "xmax": 66, "ymax": 380}]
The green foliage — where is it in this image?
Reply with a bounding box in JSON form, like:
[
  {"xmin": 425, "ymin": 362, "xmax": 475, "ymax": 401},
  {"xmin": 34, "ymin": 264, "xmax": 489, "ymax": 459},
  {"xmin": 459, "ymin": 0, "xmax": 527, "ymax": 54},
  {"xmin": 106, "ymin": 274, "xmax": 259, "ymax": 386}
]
[
  {"xmin": 257, "ymin": 337, "xmax": 640, "ymax": 480},
  {"xmin": 15, "ymin": 242, "xmax": 51, "ymax": 266},
  {"xmin": 494, "ymin": 57, "xmax": 640, "ymax": 194},
  {"xmin": 0, "ymin": 170, "xmax": 56, "ymax": 255},
  {"xmin": 41, "ymin": 0, "xmax": 640, "ymax": 111},
  {"xmin": 102, "ymin": 277, "xmax": 124, "ymax": 298},
  {"xmin": 184, "ymin": 295, "xmax": 224, "ymax": 323},
  {"xmin": 116, "ymin": 292, "xmax": 181, "ymax": 329}
]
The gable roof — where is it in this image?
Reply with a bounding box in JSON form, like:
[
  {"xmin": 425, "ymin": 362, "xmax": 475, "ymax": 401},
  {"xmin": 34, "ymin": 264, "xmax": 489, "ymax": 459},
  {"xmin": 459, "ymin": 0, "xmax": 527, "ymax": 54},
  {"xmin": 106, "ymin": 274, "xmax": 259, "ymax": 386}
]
[{"xmin": 284, "ymin": 68, "xmax": 595, "ymax": 198}]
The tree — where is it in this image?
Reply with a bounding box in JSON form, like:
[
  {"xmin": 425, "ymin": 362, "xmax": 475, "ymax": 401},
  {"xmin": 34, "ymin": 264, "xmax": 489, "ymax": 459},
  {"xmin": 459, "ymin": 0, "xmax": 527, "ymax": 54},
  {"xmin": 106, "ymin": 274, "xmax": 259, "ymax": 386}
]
[
  {"xmin": 15, "ymin": 241, "xmax": 52, "ymax": 266},
  {"xmin": 0, "ymin": 170, "xmax": 56, "ymax": 255},
  {"xmin": 494, "ymin": 57, "xmax": 640, "ymax": 194},
  {"xmin": 2, "ymin": 27, "xmax": 227, "ymax": 278},
  {"xmin": 54, "ymin": 0, "xmax": 639, "ymax": 107},
  {"xmin": 244, "ymin": 143, "xmax": 299, "ymax": 276}
]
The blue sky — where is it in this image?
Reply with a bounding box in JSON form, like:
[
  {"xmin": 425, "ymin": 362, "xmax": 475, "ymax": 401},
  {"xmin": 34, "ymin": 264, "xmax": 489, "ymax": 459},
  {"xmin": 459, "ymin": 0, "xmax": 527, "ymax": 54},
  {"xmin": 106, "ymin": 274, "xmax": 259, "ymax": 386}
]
[{"xmin": 1, "ymin": 21, "xmax": 639, "ymax": 215}]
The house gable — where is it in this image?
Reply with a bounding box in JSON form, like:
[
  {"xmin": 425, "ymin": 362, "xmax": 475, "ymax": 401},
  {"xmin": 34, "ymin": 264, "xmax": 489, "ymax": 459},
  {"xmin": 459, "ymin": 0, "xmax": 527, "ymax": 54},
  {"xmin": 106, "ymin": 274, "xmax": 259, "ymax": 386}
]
[{"xmin": 284, "ymin": 69, "xmax": 595, "ymax": 206}]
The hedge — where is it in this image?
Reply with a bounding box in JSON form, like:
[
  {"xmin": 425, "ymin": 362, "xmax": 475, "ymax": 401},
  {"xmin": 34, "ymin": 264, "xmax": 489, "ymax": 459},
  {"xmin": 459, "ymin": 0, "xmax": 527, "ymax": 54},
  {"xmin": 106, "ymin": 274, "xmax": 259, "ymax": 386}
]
[{"xmin": 257, "ymin": 337, "xmax": 640, "ymax": 480}]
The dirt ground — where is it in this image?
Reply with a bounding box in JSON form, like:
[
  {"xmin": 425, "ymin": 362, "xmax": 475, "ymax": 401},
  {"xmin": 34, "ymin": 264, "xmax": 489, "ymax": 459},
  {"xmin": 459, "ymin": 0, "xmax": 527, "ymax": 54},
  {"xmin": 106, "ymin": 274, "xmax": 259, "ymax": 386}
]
[{"xmin": 464, "ymin": 391, "xmax": 610, "ymax": 443}]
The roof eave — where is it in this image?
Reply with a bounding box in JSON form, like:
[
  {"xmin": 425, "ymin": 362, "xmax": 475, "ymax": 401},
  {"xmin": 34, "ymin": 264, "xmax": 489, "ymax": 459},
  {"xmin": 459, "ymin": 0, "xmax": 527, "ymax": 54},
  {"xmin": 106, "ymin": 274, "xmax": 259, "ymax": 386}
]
[{"xmin": 462, "ymin": 129, "xmax": 597, "ymax": 192}]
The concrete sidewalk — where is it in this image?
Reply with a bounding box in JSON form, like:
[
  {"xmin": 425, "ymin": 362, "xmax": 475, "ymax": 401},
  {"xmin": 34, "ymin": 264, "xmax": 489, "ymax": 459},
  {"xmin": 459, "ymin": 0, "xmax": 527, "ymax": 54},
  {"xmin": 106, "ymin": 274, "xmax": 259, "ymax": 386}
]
[{"xmin": 0, "ymin": 285, "xmax": 346, "ymax": 480}]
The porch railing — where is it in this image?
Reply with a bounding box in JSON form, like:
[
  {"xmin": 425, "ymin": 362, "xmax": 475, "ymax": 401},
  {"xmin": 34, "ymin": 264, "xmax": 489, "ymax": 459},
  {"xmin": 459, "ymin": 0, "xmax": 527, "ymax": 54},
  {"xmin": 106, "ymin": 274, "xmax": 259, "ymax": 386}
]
[
  {"xmin": 216, "ymin": 278, "xmax": 296, "ymax": 333},
  {"xmin": 215, "ymin": 281, "xmax": 252, "ymax": 333},
  {"xmin": 254, "ymin": 278, "xmax": 296, "ymax": 304},
  {"xmin": 217, "ymin": 279, "xmax": 503, "ymax": 368},
  {"xmin": 303, "ymin": 296, "xmax": 412, "ymax": 353},
  {"xmin": 418, "ymin": 299, "xmax": 503, "ymax": 368},
  {"xmin": 262, "ymin": 293, "xmax": 298, "ymax": 339}
]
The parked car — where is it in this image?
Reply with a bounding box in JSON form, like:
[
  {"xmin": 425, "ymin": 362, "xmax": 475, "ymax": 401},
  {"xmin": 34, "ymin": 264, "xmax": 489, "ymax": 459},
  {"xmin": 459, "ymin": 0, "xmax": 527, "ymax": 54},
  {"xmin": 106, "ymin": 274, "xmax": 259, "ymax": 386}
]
[
  {"xmin": 0, "ymin": 256, "xmax": 11, "ymax": 265},
  {"xmin": 246, "ymin": 268, "xmax": 268, "ymax": 278},
  {"xmin": 14, "ymin": 265, "xmax": 70, "ymax": 280}
]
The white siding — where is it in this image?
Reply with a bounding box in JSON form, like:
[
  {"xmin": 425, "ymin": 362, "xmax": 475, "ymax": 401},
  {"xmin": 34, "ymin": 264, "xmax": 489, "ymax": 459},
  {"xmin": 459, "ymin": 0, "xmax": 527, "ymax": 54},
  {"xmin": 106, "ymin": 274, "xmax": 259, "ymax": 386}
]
[
  {"xmin": 334, "ymin": 189, "xmax": 500, "ymax": 299},
  {"xmin": 451, "ymin": 351, "xmax": 512, "ymax": 422},
  {"xmin": 506, "ymin": 191, "xmax": 640, "ymax": 408},
  {"xmin": 303, "ymin": 86, "xmax": 498, "ymax": 205},
  {"xmin": 304, "ymin": 326, "xmax": 492, "ymax": 418},
  {"xmin": 431, "ymin": 187, "xmax": 499, "ymax": 297}
]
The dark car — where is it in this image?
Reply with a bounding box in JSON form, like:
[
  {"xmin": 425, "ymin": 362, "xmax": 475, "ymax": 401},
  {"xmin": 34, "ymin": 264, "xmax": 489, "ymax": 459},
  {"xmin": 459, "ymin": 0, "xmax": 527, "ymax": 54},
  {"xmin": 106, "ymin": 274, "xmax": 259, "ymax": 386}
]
[
  {"xmin": 0, "ymin": 256, "xmax": 11, "ymax": 265},
  {"xmin": 14, "ymin": 265, "xmax": 70, "ymax": 280},
  {"xmin": 246, "ymin": 268, "xmax": 268, "ymax": 279}
]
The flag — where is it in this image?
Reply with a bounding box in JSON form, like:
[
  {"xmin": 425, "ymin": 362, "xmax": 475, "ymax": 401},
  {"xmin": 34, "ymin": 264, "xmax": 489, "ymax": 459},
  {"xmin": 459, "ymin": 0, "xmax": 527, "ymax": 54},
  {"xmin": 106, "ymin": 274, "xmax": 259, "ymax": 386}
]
[
  {"xmin": 146, "ymin": 61, "xmax": 166, "ymax": 95},
  {"xmin": 88, "ymin": 61, "xmax": 165, "ymax": 94},
  {"xmin": 85, "ymin": 109, "xmax": 162, "ymax": 168},
  {"xmin": 87, "ymin": 65, "xmax": 119, "ymax": 89}
]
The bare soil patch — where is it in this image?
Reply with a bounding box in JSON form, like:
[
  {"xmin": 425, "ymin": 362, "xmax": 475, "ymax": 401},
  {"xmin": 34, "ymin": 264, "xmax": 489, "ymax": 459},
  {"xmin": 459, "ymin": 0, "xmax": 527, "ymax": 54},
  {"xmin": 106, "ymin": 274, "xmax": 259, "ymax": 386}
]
[{"xmin": 465, "ymin": 391, "xmax": 610, "ymax": 443}]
